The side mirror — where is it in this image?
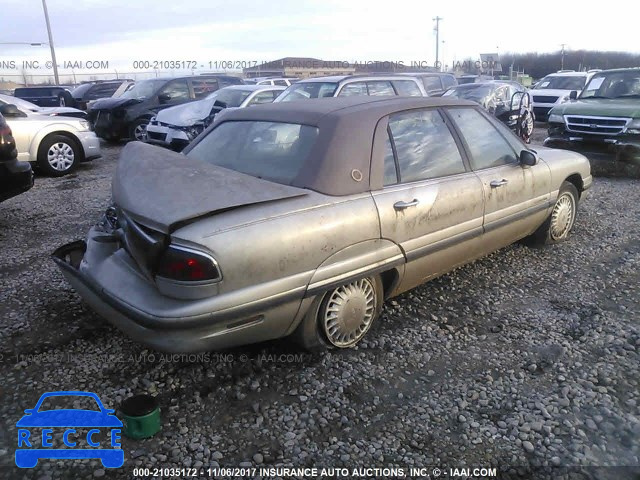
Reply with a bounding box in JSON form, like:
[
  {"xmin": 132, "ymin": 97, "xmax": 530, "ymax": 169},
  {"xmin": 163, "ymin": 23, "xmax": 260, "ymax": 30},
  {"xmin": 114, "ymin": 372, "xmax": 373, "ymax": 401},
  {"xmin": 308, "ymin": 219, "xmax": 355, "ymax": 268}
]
[
  {"xmin": 0, "ymin": 103, "xmax": 27, "ymax": 118},
  {"xmin": 158, "ymin": 93, "xmax": 171, "ymax": 104},
  {"xmin": 569, "ymin": 90, "xmax": 578, "ymax": 100},
  {"xmin": 520, "ymin": 150, "xmax": 537, "ymax": 167}
]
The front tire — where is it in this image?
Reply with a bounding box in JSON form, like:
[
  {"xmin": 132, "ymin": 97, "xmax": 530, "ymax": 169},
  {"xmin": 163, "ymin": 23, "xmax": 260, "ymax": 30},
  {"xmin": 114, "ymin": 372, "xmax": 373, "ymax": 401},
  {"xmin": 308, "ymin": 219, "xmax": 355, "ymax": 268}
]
[
  {"xmin": 293, "ymin": 276, "xmax": 383, "ymax": 351},
  {"xmin": 37, "ymin": 134, "xmax": 81, "ymax": 176},
  {"xmin": 529, "ymin": 181, "xmax": 579, "ymax": 245},
  {"xmin": 130, "ymin": 118, "xmax": 149, "ymax": 142}
]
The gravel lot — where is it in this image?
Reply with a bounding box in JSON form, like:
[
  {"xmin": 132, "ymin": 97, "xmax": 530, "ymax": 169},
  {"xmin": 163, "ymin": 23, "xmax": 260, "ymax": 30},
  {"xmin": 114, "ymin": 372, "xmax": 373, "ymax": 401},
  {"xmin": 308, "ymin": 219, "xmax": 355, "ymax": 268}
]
[{"xmin": 1, "ymin": 131, "xmax": 639, "ymax": 479}]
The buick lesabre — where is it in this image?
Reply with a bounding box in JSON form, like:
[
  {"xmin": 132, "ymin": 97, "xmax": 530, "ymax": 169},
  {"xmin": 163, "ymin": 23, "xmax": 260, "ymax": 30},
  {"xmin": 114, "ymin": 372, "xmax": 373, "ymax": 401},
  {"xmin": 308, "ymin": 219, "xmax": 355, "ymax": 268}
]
[{"xmin": 53, "ymin": 97, "xmax": 592, "ymax": 352}]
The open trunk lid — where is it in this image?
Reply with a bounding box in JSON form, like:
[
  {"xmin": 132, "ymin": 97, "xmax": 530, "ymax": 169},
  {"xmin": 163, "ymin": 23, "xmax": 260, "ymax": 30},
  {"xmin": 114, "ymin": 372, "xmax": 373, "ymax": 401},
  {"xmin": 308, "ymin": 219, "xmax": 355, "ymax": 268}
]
[{"xmin": 112, "ymin": 142, "xmax": 307, "ymax": 233}]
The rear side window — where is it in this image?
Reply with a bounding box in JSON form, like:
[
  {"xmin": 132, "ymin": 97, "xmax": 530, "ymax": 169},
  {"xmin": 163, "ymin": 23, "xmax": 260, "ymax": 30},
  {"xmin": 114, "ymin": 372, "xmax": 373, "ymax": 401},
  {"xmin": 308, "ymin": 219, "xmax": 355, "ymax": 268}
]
[
  {"xmin": 274, "ymin": 80, "xmax": 288, "ymax": 86},
  {"xmin": 387, "ymin": 109, "xmax": 465, "ymax": 183},
  {"xmin": 338, "ymin": 82, "xmax": 368, "ymax": 97},
  {"xmin": 448, "ymin": 107, "xmax": 518, "ymax": 169},
  {"xmin": 193, "ymin": 79, "xmax": 219, "ymax": 99},
  {"xmin": 187, "ymin": 121, "xmax": 319, "ymax": 185},
  {"xmin": 421, "ymin": 76, "xmax": 442, "ymax": 93},
  {"xmin": 442, "ymin": 75, "xmax": 457, "ymax": 89},
  {"xmin": 87, "ymin": 83, "xmax": 120, "ymax": 100},
  {"xmin": 391, "ymin": 80, "xmax": 423, "ymax": 97},
  {"xmin": 367, "ymin": 81, "xmax": 395, "ymax": 96}
]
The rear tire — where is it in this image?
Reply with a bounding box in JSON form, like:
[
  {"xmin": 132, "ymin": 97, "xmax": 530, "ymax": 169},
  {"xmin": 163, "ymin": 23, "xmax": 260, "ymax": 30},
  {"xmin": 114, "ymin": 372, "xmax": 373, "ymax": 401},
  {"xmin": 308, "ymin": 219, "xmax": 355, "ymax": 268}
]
[
  {"xmin": 293, "ymin": 275, "xmax": 383, "ymax": 351},
  {"xmin": 37, "ymin": 134, "xmax": 81, "ymax": 176},
  {"xmin": 528, "ymin": 181, "xmax": 579, "ymax": 245}
]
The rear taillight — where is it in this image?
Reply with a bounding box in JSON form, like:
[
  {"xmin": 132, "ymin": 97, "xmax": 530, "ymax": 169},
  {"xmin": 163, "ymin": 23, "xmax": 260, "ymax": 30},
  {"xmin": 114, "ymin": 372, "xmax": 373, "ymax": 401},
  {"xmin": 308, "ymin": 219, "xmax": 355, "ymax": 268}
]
[{"xmin": 156, "ymin": 245, "xmax": 221, "ymax": 282}]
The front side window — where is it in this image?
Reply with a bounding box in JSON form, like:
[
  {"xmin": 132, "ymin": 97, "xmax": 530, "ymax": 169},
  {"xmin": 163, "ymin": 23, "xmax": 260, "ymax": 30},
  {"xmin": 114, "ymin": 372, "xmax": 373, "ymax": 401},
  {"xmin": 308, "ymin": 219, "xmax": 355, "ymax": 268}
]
[
  {"xmin": 388, "ymin": 109, "xmax": 465, "ymax": 183},
  {"xmin": 187, "ymin": 121, "xmax": 319, "ymax": 185},
  {"xmin": 274, "ymin": 80, "xmax": 288, "ymax": 86},
  {"xmin": 159, "ymin": 80, "xmax": 190, "ymax": 102},
  {"xmin": 391, "ymin": 80, "xmax": 423, "ymax": 97},
  {"xmin": 448, "ymin": 107, "xmax": 518, "ymax": 170}
]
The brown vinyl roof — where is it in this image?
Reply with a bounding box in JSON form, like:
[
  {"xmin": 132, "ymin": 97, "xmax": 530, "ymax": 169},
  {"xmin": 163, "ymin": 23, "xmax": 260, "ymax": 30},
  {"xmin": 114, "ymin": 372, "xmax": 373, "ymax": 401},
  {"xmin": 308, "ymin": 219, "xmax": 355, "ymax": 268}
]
[{"xmin": 186, "ymin": 97, "xmax": 477, "ymax": 196}]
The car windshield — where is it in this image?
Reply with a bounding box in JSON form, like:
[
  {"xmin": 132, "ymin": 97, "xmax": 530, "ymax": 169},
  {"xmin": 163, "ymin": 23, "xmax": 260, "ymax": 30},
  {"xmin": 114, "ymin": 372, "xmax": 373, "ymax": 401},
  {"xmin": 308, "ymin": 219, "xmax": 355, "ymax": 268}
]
[
  {"xmin": 444, "ymin": 85, "xmax": 493, "ymax": 102},
  {"xmin": 187, "ymin": 121, "xmax": 319, "ymax": 185},
  {"xmin": 277, "ymin": 82, "xmax": 338, "ymax": 102},
  {"xmin": 119, "ymin": 79, "xmax": 166, "ymax": 100},
  {"xmin": 580, "ymin": 71, "xmax": 640, "ymax": 99},
  {"xmin": 0, "ymin": 93, "xmax": 40, "ymax": 111},
  {"xmin": 37, "ymin": 395, "xmax": 101, "ymax": 412},
  {"xmin": 535, "ymin": 75, "xmax": 586, "ymax": 90},
  {"xmin": 205, "ymin": 89, "xmax": 252, "ymax": 107}
]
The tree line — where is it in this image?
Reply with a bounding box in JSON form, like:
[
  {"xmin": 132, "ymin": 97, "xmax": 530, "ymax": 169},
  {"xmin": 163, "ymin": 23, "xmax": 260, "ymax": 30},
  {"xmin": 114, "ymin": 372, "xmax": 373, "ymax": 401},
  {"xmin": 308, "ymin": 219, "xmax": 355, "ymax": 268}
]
[{"xmin": 457, "ymin": 51, "xmax": 640, "ymax": 79}]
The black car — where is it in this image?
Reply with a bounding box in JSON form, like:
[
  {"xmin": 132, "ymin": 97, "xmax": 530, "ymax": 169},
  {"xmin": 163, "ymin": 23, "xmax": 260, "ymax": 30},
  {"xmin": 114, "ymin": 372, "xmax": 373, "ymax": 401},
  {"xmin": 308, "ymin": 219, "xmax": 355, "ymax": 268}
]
[
  {"xmin": 88, "ymin": 75, "xmax": 244, "ymax": 142},
  {"xmin": 71, "ymin": 80, "xmax": 135, "ymax": 110},
  {"xmin": 443, "ymin": 81, "xmax": 534, "ymax": 143},
  {"xmin": 13, "ymin": 86, "xmax": 75, "ymax": 108},
  {"xmin": 0, "ymin": 112, "xmax": 33, "ymax": 202}
]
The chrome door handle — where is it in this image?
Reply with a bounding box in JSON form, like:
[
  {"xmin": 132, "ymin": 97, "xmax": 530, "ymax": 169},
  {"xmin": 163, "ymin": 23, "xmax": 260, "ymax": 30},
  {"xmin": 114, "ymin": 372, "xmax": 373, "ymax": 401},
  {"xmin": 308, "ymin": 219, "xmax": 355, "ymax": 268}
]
[
  {"xmin": 490, "ymin": 179, "xmax": 508, "ymax": 188},
  {"xmin": 394, "ymin": 199, "xmax": 420, "ymax": 210}
]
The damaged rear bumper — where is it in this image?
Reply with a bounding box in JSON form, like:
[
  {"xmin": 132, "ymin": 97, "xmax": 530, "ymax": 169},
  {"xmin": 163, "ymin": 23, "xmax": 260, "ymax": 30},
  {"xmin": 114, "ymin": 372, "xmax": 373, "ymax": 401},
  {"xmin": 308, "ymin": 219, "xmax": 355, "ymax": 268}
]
[{"xmin": 52, "ymin": 237, "xmax": 305, "ymax": 353}]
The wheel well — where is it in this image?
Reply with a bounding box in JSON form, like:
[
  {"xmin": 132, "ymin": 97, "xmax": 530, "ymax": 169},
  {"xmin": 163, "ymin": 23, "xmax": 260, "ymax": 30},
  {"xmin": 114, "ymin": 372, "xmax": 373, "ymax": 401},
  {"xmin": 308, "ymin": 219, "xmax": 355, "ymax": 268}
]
[
  {"xmin": 380, "ymin": 268, "xmax": 400, "ymax": 300},
  {"xmin": 565, "ymin": 174, "xmax": 583, "ymax": 198},
  {"xmin": 38, "ymin": 132, "xmax": 84, "ymax": 162}
]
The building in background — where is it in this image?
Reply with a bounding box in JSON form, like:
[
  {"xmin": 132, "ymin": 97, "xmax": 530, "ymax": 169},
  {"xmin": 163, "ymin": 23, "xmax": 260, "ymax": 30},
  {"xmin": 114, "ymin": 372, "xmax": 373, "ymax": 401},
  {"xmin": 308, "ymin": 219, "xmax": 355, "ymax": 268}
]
[{"xmin": 243, "ymin": 57, "xmax": 355, "ymax": 79}]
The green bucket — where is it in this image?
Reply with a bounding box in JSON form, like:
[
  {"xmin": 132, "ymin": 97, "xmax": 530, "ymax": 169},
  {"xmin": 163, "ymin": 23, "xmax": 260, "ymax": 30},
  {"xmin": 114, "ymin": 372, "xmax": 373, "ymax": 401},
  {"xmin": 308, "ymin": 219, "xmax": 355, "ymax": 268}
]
[{"xmin": 120, "ymin": 394, "xmax": 161, "ymax": 439}]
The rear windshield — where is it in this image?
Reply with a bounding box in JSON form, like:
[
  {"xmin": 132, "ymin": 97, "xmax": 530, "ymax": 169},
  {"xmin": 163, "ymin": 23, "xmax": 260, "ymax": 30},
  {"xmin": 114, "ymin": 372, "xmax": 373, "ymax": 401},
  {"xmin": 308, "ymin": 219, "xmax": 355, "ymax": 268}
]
[
  {"xmin": 187, "ymin": 121, "xmax": 319, "ymax": 185},
  {"xmin": 277, "ymin": 82, "xmax": 338, "ymax": 102}
]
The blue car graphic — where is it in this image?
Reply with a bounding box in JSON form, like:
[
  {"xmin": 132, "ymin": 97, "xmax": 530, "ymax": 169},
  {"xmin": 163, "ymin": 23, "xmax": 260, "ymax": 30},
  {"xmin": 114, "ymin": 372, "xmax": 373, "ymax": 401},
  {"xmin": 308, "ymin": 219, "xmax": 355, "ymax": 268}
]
[{"xmin": 16, "ymin": 391, "xmax": 124, "ymax": 468}]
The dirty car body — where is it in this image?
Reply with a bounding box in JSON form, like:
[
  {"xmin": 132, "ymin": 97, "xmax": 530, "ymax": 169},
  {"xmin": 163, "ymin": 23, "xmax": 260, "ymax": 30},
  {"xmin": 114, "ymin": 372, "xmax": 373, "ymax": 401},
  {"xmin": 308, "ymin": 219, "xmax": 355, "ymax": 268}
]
[{"xmin": 53, "ymin": 97, "xmax": 592, "ymax": 353}]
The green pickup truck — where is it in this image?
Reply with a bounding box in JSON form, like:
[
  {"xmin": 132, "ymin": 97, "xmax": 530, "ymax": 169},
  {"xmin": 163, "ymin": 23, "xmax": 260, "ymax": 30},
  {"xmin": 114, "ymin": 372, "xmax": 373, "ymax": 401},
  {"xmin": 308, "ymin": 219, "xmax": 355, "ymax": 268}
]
[{"xmin": 545, "ymin": 68, "xmax": 640, "ymax": 164}]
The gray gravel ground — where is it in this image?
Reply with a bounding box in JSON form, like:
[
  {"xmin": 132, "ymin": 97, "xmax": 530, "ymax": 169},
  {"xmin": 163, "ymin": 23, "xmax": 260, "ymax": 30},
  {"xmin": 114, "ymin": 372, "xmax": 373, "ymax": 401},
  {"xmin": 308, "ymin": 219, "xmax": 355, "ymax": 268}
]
[{"xmin": 0, "ymin": 131, "xmax": 639, "ymax": 479}]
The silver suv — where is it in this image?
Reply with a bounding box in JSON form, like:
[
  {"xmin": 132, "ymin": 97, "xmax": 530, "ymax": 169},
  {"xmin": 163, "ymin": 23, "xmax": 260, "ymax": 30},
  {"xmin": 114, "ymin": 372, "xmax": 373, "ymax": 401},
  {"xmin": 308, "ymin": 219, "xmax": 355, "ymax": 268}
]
[{"xmin": 275, "ymin": 75, "xmax": 427, "ymax": 102}]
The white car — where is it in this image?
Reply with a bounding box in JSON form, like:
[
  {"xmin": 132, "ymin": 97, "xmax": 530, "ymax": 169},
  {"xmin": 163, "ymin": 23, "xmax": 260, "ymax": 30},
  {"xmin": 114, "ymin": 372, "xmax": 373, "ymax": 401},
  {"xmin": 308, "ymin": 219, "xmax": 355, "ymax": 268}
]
[
  {"xmin": 245, "ymin": 77, "xmax": 298, "ymax": 86},
  {"xmin": 530, "ymin": 71, "xmax": 599, "ymax": 121},
  {"xmin": 146, "ymin": 85, "xmax": 285, "ymax": 150},
  {"xmin": 0, "ymin": 102, "xmax": 101, "ymax": 176},
  {"xmin": 0, "ymin": 93, "xmax": 87, "ymax": 119}
]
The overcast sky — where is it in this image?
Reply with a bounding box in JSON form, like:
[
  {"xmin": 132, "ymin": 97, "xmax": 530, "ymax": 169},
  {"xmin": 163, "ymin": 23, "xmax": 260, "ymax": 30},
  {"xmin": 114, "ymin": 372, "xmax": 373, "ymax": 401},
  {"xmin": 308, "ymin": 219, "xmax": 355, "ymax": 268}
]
[{"xmin": 0, "ymin": 0, "xmax": 635, "ymax": 80}]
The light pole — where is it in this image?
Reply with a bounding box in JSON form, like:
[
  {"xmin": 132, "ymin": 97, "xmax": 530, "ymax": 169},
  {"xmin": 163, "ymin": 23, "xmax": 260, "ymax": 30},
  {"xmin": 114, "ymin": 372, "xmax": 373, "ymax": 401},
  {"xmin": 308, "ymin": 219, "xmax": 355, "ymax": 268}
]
[
  {"xmin": 433, "ymin": 16, "xmax": 443, "ymax": 71},
  {"xmin": 41, "ymin": 0, "xmax": 60, "ymax": 85}
]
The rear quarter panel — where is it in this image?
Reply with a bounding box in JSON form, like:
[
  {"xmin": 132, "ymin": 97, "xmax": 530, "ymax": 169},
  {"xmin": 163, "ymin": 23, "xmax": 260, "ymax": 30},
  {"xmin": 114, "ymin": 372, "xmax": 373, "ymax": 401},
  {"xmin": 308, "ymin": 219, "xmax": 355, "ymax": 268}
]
[{"xmin": 172, "ymin": 192, "xmax": 385, "ymax": 296}]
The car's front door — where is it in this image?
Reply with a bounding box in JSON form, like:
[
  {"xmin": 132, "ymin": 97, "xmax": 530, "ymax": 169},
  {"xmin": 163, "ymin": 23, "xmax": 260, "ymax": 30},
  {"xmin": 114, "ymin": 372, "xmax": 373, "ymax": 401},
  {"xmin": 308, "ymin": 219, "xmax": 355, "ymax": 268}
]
[
  {"xmin": 371, "ymin": 108, "xmax": 485, "ymax": 295},
  {"xmin": 445, "ymin": 107, "xmax": 551, "ymax": 249}
]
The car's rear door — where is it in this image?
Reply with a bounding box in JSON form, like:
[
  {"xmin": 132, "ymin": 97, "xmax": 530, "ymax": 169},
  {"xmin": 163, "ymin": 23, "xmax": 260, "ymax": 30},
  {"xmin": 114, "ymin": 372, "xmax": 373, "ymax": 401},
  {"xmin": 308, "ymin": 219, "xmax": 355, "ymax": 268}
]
[
  {"xmin": 444, "ymin": 106, "xmax": 551, "ymax": 249},
  {"xmin": 371, "ymin": 107, "xmax": 485, "ymax": 294}
]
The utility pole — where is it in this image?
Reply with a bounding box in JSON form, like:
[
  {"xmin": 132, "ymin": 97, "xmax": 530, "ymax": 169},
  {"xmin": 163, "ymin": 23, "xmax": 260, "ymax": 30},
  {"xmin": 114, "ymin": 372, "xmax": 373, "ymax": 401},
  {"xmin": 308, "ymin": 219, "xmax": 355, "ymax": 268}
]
[
  {"xmin": 433, "ymin": 16, "xmax": 443, "ymax": 71},
  {"xmin": 41, "ymin": 0, "xmax": 60, "ymax": 85},
  {"xmin": 560, "ymin": 43, "xmax": 566, "ymax": 70}
]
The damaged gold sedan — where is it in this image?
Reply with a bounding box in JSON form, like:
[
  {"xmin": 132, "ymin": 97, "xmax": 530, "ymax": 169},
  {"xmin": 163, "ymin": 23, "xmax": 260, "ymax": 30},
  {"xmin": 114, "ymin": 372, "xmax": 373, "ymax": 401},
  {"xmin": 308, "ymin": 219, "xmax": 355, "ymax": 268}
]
[{"xmin": 53, "ymin": 97, "xmax": 592, "ymax": 352}]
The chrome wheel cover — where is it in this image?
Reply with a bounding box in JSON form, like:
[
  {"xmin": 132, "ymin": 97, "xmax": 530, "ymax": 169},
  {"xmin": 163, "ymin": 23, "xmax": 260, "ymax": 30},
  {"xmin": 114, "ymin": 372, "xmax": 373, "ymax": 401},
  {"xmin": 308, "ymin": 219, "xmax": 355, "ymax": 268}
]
[
  {"xmin": 550, "ymin": 192, "xmax": 575, "ymax": 241},
  {"xmin": 47, "ymin": 142, "xmax": 75, "ymax": 171},
  {"xmin": 321, "ymin": 278, "xmax": 377, "ymax": 348},
  {"xmin": 134, "ymin": 123, "xmax": 148, "ymax": 141}
]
